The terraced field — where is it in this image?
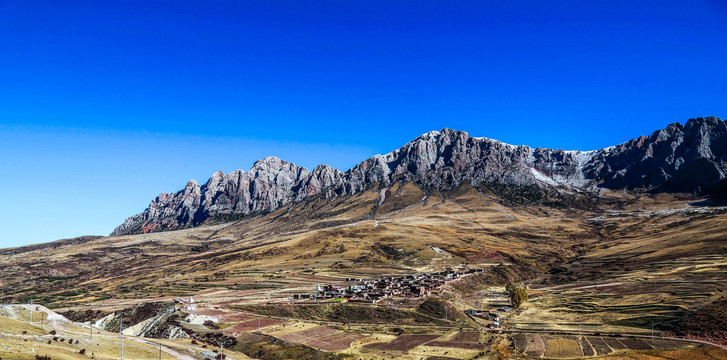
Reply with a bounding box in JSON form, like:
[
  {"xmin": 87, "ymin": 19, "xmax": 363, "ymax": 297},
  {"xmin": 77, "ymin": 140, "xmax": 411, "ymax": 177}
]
[
  {"xmin": 274, "ymin": 326, "xmax": 363, "ymax": 351},
  {"xmin": 427, "ymin": 332, "xmax": 486, "ymax": 350},
  {"xmin": 513, "ymin": 333, "xmax": 698, "ymax": 358},
  {"xmin": 224, "ymin": 318, "xmax": 285, "ymax": 333},
  {"xmin": 2, "ymin": 187, "xmax": 727, "ymax": 358},
  {"xmin": 364, "ymin": 334, "xmax": 441, "ymax": 351}
]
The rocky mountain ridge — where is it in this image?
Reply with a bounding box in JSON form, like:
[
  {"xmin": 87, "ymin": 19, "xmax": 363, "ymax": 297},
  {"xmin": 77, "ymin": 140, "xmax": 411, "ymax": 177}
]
[{"xmin": 111, "ymin": 117, "xmax": 727, "ymax": 236}]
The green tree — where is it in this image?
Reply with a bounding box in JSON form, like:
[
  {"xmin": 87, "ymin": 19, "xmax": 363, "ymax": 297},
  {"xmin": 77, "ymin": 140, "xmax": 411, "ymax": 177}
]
[
  {"xmin": 505, "ymin": 282, "xmax": 516, "ymax": 294},
  {"xmin": 510, "ymin": 287, "xmax": 528, "ymax": 308}
]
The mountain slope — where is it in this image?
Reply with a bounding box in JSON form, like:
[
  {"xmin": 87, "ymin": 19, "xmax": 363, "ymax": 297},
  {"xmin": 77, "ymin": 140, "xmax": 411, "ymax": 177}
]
[
  {"xmin": 585, "ymin": 116, "xmax": 727, "ymax": 192},
  {"xmin": 112, "ymin": 116, "xmax": 727, "ymax": 236}
]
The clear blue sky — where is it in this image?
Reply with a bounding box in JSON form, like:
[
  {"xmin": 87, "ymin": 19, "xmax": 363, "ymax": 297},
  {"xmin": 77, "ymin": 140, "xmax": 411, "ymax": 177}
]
[{"xmin": 1, "ymin": 1, "xmax": 725, "ymax": 247}]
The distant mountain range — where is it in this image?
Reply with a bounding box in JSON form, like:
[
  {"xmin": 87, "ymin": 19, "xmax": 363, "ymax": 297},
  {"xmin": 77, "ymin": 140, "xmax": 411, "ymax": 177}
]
[{"xmin": 112, "ymin": 116, "xmax": 727, "ymax": 236}]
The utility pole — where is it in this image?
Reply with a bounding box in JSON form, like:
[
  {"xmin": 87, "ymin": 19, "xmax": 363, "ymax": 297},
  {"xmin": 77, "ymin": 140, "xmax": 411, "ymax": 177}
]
[
  {"xmin": 159, "ymin": 342, "xmax": 162, "ymax": 360},
  {"xmin": 120, "ymin": 315, "xmax": 124, "ymax": 360},
  {"xmin": 220, "ymin": 342, "xmax": 224, "ymax": 360}
]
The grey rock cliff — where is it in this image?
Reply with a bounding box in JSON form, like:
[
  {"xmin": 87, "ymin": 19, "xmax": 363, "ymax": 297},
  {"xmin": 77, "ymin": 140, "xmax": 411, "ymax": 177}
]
[
  {"xmin": 584, "ymin": 117, "xmax": 727, "ymax": 192},
  {"xmin": 111, "ymin": 117, "xmax": 727, "ymax": 236}
]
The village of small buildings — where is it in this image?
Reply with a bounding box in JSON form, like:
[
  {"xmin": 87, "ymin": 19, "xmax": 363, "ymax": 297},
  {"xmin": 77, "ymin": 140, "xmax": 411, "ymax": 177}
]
[
  {"xmin": 291, "ymin": 269, "xmax": 480, "ymax": 303},
  {"xmin": 286, "ymin": 268, "xmax": 505, "ymax": 329}
]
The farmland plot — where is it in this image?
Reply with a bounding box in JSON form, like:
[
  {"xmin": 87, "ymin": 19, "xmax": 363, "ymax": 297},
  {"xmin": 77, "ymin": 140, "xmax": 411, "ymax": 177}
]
[
  {"xmin": 451, "ymin": 332, "xmax": 480, "ymax": 343},
  {"xmin": 512, "ymin": 334, "xmax": 697, "ymax": 359},
  {"xmin": 428, "ymin": 332, "xmax": 485, "ymax": 350},
  {"xmin": 225, "ymin": 318, "xmax": 285, "ymax": 333},
  {"xmin": 585, "ymin": 336, "xmax": 613, "ymax": 356},
  {"xmin": 636, "ymin": 346, "xmax": 727, "ymax": 360},
  {"xmin": 578, "ymin": 337, "xmax": 596, "ymax": 357},
  {"xmin": 277, "ymin": 326, "xmax": 337, "ymax": 343},
  {"xmin": 276, "ymin": 326, "xmax": 363, "ymax": 351},
  {"xmin": 513, "ymin": 334, "xmax": 527, "ymax": 353},
  {"xmin": 524, "ymin": 333, "xmax": 546, "ymax": 357},
  {"xmin": 221, "ymin": 313, "xmax": 255, "ymax": 322},
  {"xmin": 308, "ymin": 332, "xmax": 362, "ymax": 351},
  {"xmin": 601, "ymin": 337, "xmax": 628, "ymax": 351},
  {"xmin": 618, "ymin": 338, "xmax": 653, "ymax": 351},
  {"xmin": 649, "ymin": 338, "xmax": 688, "ymax": 350},
  {"xmin": 364, "ymin": 334, "xmax": 440, "ymax": 351},
  {"xmin": 544, "ymin": 336, "xmax": 582, "ymax": 358}
]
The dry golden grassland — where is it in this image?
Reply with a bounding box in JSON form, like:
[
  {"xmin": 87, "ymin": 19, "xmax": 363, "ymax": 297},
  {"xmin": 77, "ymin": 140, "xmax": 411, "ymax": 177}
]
[{"xmin": 1, "ymin": 185, "xmax": 727, "ymax": 358}]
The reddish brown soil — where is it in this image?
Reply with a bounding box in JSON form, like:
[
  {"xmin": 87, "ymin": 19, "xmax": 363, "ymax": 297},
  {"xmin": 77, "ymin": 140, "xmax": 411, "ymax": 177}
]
[
  {"xmin": 592, "ymin": 345, "xmax": 727, "ymax": 360},
  {"xmin": 214, "ymin": 277, "xmax": 256, "ymax": 284},
  {"xmin": 579, "ymin": 337, "xmax": 596, "ymax": 357},
  {"xmin": 680, "ymin": 299, "xmax": 727, "ymax": 346},
  {"xmin": 308, "ymin": 332, "xmax": 362, "ymax": 351},
  {"xmin": 513, "ymin": 334, "xmax": 527, "ymax": 353},
  {"xmin": 224, "ymin": 318, "xmax": 285, "ymax": 333},
  {"xmin": 275, "ymin": 326, "xmax": 361, "ymax": 351},
  {"xmin": 525, "ymin": 333, "xmax": 547, "ymax": 357},
  {"xmin": 602, "ymin": 337, "xmax": 628, "ymax": 350},
  {"xmin": 618, "ymin": 338, "xmax": 653, "ymax": 351},
  {"xmin": 649, "ymin": 339, "xmax": 688, "ymax": 350},
  {"xmin": 586, "ymin": 336, "xmax": 614, "ymax": 355},
  {"xmin": 220, "ymin": 313, "xmax": 254, "ymax": 322},
  {"xmin": 364, "ymin": 335, "xmax": 440, "ymax": 351},
  {"xmin": 427, "ymin": 331, "xmax": 485, "ymax": 350},
  {"xmin": 293, "ymin": 274, "xmax": 344, "ymax": 282},
  {"xmin": 451, "ymin": 332, "xmax": 480, "ymax": 343},
  {"xmin": 427, "ymin": 341, "xmax": 486, "ymax": 350},
  {"xmin": 277, "ymin": 326, "xmax": 338, "ymax": 344}
]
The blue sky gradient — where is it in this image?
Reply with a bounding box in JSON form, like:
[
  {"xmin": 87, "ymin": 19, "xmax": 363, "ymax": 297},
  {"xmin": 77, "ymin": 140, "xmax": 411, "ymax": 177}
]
[{"xmin": 1, "ymin": 1, "xmax": 725, "ymax": 247}]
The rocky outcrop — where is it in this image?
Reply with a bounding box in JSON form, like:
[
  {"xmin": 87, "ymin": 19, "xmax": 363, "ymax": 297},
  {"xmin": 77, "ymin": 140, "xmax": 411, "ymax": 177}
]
[
  {"xmin": 336, "ymin": 129, "xmax": 594, "ymax": 192},
  {"xmin": 122, "ymin": 306, "xmax": 177, "ymax": 337},
  {"xmin": 90, "ymin": 301, "xmax": 188, "ymax": 339},
  {"xmin": 584, "ymin": 117, "xmax": 727, "ymax": 192},
  {"xmin": 112, "ymin": 117, "xmax": 727, "ymax": 236},
  {"xmin": 111, "ymin": 157, "xmax": 342, "ymax": 236}
]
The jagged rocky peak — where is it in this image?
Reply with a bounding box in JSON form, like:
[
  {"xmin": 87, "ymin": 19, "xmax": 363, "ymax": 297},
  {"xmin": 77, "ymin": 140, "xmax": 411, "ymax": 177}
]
[
  {"xmin": 110, "ymin": 157, "xmax": 341, "ymax": 236},
  {"xmin": 250, "ymin": 156, "xmax": 309, "ymax": 182},
  {"xmin": 585, "ymin": 116, "xmax": 727, "ymax": 191},
  {"xmin": 111, "ymin": 117, "xmax": 727, "ymax": 236},
  {"xmin": 299, "ymin": 164, "xmax": 344, "ymax": 198},
  {"xmin": 355, "ymin": 127, "xmax": 586, "ymax": 189}
]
